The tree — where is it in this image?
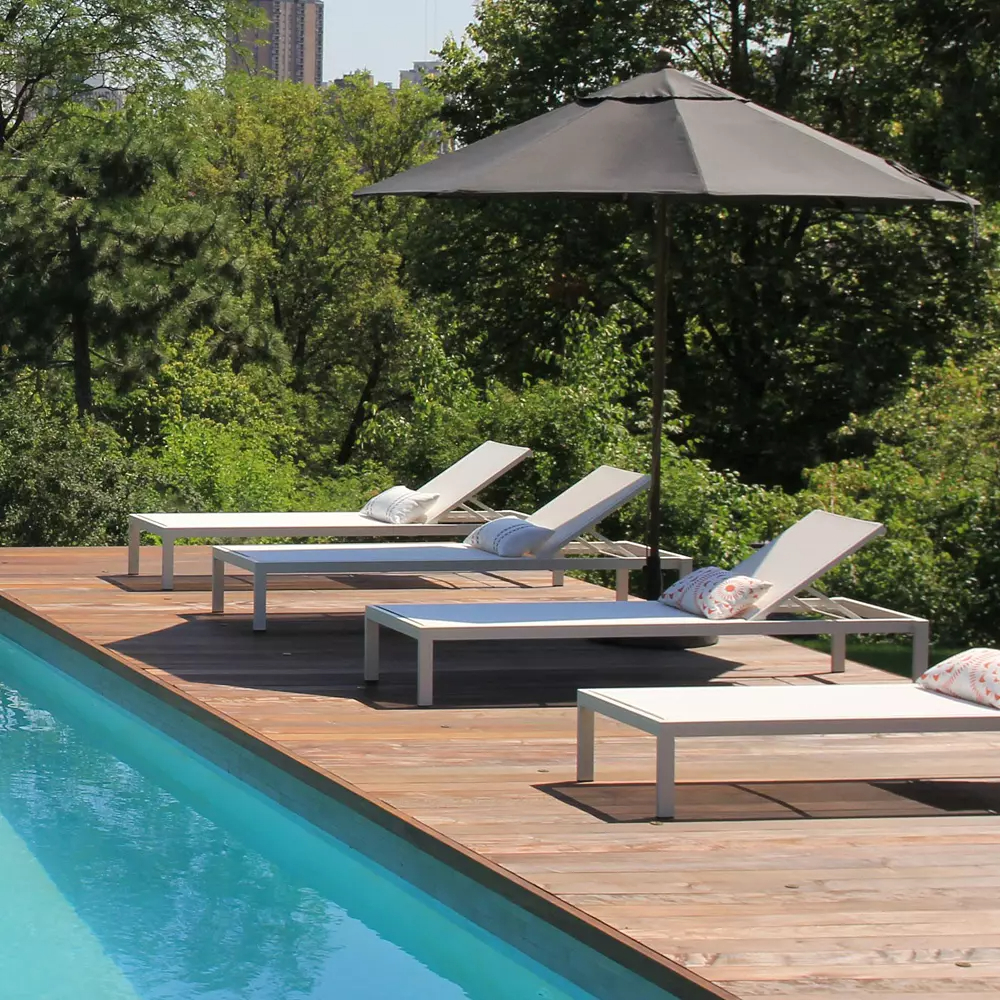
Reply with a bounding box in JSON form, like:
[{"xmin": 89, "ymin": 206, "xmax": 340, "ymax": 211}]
[
  {"xmin": 0, "ymin": 0, "xmax": 257, "ymax": 157},
  {"xmin": 0, "ymin": 103, "xmax": 240, "ymax": 416},
  {"xmin": 424, "ymin": 0, "xmax": 995, "ymax": 487},
  {"xmin": 194, "ymin": 73, "xmax": 448, "ymax": 464},
  {"xmin": 799, "ymin": 345, "xmax": 1000, "ymax": 644},
  {"xmin": 192, "ymin": 75, "xmax": 365, "ymax": 388}
]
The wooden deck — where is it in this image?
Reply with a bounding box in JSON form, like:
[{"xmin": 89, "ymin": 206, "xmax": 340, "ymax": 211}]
[{"xmin": 3, "ymin": 545, "xmax": 1000, "ymax": 999}]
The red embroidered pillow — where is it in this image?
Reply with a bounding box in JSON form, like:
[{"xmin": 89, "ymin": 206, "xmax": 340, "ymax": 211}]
[
  {"xmin": 917, "ymin": 648, "xmax": 1000, "ymax": 709},
  {"xmin": 660, "ymin": 566, "xmax": 771, "ymax": 621}
]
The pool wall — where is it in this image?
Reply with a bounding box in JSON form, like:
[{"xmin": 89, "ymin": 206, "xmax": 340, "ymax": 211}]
[{"xmin": 0, "ymin": 593, "xmax": 732, "ymax": 1000}]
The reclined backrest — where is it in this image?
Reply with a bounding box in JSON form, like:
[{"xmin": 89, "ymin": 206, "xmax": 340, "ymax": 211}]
[
  {"xmin": 418, "ymin": 441, "xmax": 531, "ymax": 521},
  {"xmin": 530, "ymin": 466, "xmax": 650, "ymax": 557},
  {"xmin": 733, "ymin": 509, "xmax": 884, "ymax": 619}
]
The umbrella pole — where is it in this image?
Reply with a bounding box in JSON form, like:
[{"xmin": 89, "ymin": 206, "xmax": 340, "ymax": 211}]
[{"xmin": 645, "ymin": 196, "xmax": 671, "ymax": 599}]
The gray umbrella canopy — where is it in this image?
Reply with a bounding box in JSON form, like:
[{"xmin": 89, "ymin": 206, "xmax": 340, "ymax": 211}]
[
  {"xmin": 355, "ymin": 68, "xmax": 976, "ymax": 595},
  {"xmin": 356, "ymin": 69, "xmax": 976, "ymax": 206}
]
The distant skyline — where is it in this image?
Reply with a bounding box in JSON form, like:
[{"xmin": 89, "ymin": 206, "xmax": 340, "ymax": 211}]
[{"xmin": 324, "ymin": 0, "xmax": 477, "ymax": 85}]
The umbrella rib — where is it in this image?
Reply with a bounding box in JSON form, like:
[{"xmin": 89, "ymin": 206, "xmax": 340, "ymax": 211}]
[{"xmin": 671, "ymin": 104, "xmax": 707, "ymax": 198}]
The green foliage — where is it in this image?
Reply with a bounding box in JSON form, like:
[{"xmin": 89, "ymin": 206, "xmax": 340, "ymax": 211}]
[
  {"xmin": 0, "ymin": 0, "xmax": 257, "ymax": 155},
  {"xmin": 104, "ymin": 333, "xmax": 300, "ymax": 453},
  {"xmin": 153, "ymin": 418, "xmax": 302, "ymax": 514},
  {"xmin": 190, "ymin": 73, "xmax": 448, "ymax": 469},
  {"xmin": 151, "ymin": 418, "xmax": 390, "ymax": 519},
  {"xmin": 429, "ymin": 0, "xmax": 997, "ymax": 488},
  {"xmin": 652, "ymin": 458, "xmax": 797, "ymax": 570},
  {"xmin": 191, "ymin": 74, "xmax": 366, "ymax": 381},
  {"xmin": 0, "ymin": 101, "xmax": 241, "ymax": 415},
  {"xmin": 357, "ymin": 306, "xmax": 647, "ymax": 511},
  {"xmin": 799, "ymin": 347, "xmax": 1000, "ymax": 643},
  {"xmin": 435, "ymin": 1, "xmax": 686, "ymax": 142},
  {"xmin": 0, "ymin": 385, "xmax": 154, "ymax": 545}
]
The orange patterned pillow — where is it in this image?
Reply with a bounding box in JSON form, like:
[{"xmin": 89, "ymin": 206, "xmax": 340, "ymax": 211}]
[
  {"xmin": 917, "ymin": 648, "xmax": 1000, "ymax": 709},
  {"xmin": 660, "ymin": 566, "xmax": 772, "ymax": 621}
]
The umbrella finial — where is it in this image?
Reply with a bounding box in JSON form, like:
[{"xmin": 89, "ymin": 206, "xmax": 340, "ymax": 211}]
[{"xmin": 650, "ymin": 48, "xmax": 673, "ymax": 71}]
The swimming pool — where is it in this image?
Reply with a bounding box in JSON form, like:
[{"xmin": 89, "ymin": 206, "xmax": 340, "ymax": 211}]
[{"xmin": 0, "ymin": 607, "xmax": 689, "ymax": 1000}]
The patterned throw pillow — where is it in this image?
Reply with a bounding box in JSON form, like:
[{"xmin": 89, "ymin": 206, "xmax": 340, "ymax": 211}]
[
  {"xmin": 465, "ymin": 516, "xmax": 553, "ymax": 557},
  {"xmin": 659, "ymin": 566, "xmax": 772, "ymax": 621},
  {"xmin": 916, "ymin": 648, "xmax": 1000, "ymax": 709},
  {"xmin": 360, "ymin": 486, "xmax": 440, "ymax": 525}
]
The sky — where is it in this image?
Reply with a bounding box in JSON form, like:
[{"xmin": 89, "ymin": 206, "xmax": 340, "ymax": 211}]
[{"xmin": 325, "ymin": 0, "xmax": 478, "ymax": 86}]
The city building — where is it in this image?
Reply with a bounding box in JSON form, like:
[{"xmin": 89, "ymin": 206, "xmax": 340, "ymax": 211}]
[
  {"xmin": 398, "ymin": 60, "xmax": 441, "ymax": 90},
  {"xmin": 227, "ymin": 0, "xmax": 324, "ymax": 87},
  {"xmin": 82, "ymin": 73, "xmax": 126, "ymax": 109}
]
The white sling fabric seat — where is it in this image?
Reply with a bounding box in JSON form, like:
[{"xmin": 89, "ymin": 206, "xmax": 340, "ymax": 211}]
[{"xmin": 129, "ymin": 440, "xmax": 531, "ymax": 588}]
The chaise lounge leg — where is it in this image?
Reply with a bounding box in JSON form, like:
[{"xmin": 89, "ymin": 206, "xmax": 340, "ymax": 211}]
[
  {"xmin": 416, "ymin": 636, "xmax": 434, "ymax": 707},
  {"xmin": 615, "ymin": 568, "xmax": 630, "ymax": 601},
  {"xmin": 576, "ymin": 706, "xmax": 595, "ymax": 783},
  {"xmin": 655, "ymin": 731, "xmax": 676, "ymax": 819},
  {"xmin": 911, "ymin": 621, "xmax": 931, "ymax": 679},
  {"xmin": 364, "ymin": 617, "xmax": 380, "ymax": 683},
  {"xmin": 253, "ymin": 569, "xmax": 268, "ymax": 632},
  {"xmin": 211, "ymin": 556, "xmax": 226, "ymax": 614},
  {"xmin": 831, "ymin": 631, "xmax": 847, "ymax": 673},
  {"xmin": 128, "ymin": 519, "xmax": 141, "ymax": 576},
  {"xmin": 552, "ymin": 570, "xmax": 565, "ymax": 588},
  {"xmin": 162, "ymin": 535, "xmax": 175, "ymax": 591}
]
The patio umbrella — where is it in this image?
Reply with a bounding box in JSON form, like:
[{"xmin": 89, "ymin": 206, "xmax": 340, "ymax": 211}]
[{"xmin": 354, "ymin": 67, "xmax": 977, "ymax": 597}]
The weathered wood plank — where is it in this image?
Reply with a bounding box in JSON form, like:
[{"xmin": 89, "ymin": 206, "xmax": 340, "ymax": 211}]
[{"xmin": 2, "ymin": 545, "xmax": 999, "ymax": 999}]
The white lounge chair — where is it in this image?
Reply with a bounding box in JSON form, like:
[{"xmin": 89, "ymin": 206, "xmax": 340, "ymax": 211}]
[
  {"xmin": 577, "ymin": 684, "xmax": 1000, "ymax": 818},
  {"xmin": 211, "ymin": 465, "xmax": 693, "ymax": 632},
  {"xmin": 129, "ymin": 440, "xmax": 531, "ymax": 589},
  {"xmin": 364, "ymin": 510, "xmax": 929, "ymax": 705}
]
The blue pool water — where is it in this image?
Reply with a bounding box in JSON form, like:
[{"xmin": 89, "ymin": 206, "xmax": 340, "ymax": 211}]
[{"xmin": 0, "ymin": 626, "xmax": 669, "ymax": 1000}]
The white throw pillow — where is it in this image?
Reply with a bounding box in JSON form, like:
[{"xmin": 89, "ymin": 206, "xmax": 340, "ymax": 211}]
[
  {"xmin": 659, "ymin": 566, "xmax": 771, "ymax": 621},
  {"xmin": 917, "ymin": 648, "xmax": 1000, "ymax": 709},
  {"xmin": 465, "ymin": 516, "xmax": 553, "ymax": 557},
  {"xmin": 360, "ymin": 486, "xmax": 440, "ymax": 525}
]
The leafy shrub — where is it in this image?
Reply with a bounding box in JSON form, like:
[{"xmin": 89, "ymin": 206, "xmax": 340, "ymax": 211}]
[
  {"xmin": 151, "ymin": 417, "xmax": 390, "ymax": 516},
  {"xmin": 0, "ymin": 387, "xmax": 156, "ymax": 545},
  {"xmin": 104, "ymin": 333, "xmax": 301, "ymax": 454},
  {"xmin": 359, "ymin": 306, "xmax": 649, "ymax": 512},
  {"xmin": 798, "ymin": 348, "xmax": 1000, "ymax": 644},
  {"xmin": 356, "ymin": 305, "xmax": 796, "ymax": 573},
  {"xmin": 652, "ymin": 455, "xmax": 797, "ymax": 568},
  {"xmin": 153, "ymin": 417, "xmax": 303, "ymax": 512}
]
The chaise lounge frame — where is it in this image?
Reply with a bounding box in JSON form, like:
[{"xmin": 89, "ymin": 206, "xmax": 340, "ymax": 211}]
[
  {"xmin": 576, "ymin": 684, "xmax": 1000, "ymax": 818},
  {"xmin": 362, "ymin": 510, "xmax": 930, "ymax": 706},
  {"xmin": 128, "ymin": 440, "xmax": 531, "ymax": 589},
  {"xmin": 211, "ymin": 466, "xmax": 692, "ymax": 632}
]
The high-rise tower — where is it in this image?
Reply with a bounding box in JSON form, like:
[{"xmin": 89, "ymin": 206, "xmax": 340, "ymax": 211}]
[{"xmin": 227, "ymin": 0, "xmax": 324, "ymax": 87}]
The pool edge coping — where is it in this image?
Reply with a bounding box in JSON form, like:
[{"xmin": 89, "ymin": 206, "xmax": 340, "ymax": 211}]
[{"xmin": 0, "ymin": 588, "xmax": 736, "ymax": 1000}]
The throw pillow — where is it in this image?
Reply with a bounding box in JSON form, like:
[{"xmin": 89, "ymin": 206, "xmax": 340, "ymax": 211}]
[
  {"xmin": 916, "ymin": 648, "xmax": 1000, "ymax": 709},
  {"xmin": 660, "ymin": 566, "xmax": 772, "ymax": 621},
  {"xmin": 465, "ymin": 516, "xmax": 553, "ymax": 557},
  {"xmin": 360, "ymin": 486, "xmax": 440, "ymax": 525}
]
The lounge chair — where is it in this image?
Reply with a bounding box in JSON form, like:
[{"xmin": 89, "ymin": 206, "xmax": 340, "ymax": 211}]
[
  {"xmin": 211, "ymin": 465, "xmax": 693, "ymax": 632},
  {"xmin": 129, "ymin": 440, "xmax": 531, "ymax": 589},
  {"xmin": 576, "ymin": 684, "xmax": 1000, "ymax": 818},
  {"xmin": 363, "ymin": 510, "xmax": 929, "ymax": 705}
]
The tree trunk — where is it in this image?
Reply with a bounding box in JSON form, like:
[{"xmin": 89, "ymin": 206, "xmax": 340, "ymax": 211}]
[
  {"xmin": 337, "ymin": 348, "xmax": 384, "ymax": 466},
  {"xmin": 67, "ymin": 224, "xmax": 93, "ymax": 417},
  {"xmin": 729, "ymin": 1, "xmax": 753, "ymax": 94}
]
